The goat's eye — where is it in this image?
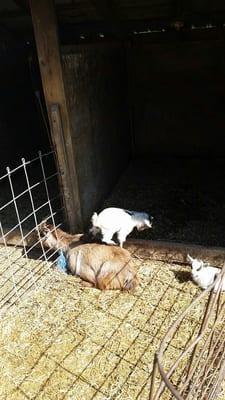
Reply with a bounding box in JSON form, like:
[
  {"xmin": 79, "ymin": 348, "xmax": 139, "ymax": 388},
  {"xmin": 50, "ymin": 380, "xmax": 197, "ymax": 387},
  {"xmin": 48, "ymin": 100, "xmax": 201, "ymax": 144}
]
[{"xmin": 196, "ymin": 266, "xmax": 202, "ymax": 271}]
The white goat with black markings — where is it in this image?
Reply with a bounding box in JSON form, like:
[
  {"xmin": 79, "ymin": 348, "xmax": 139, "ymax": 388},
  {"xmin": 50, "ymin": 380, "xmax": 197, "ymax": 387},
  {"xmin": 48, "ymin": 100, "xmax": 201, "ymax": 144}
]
[
  {"xmin": 90, "ymin": 207, "xmax": 153, "ymax": 247},
  {"xmin": 187, "ymin": 254, "xmax": 224, "ymax": 291}
]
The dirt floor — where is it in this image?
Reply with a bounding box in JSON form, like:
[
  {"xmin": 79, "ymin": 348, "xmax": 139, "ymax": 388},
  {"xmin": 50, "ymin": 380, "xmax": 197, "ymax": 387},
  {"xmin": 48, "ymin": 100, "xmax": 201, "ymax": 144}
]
[
  {"xmin": 2, "ymin": 157, "xmax": 225, "ymax": 248},
  {"xmin": 102, "ymin": 158, "xmax": 225, "ymax": 247},
  {"xmin": 0, "ymin": 242, "xmax": 210, "ymax": 400}
]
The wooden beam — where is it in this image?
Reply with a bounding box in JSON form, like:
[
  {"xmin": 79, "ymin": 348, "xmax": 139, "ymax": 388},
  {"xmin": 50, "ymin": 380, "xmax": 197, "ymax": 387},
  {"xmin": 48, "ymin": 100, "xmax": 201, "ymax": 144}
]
[
  {"xmin": 29, "ymin": 0, "xmax": 83, "ymax": 233},
  {"xmin": 125, "ymin": 239, "xmax": 225, "ymax": 267},
  {"xmin": 58, "ymin": 17, "xmax": 225, "ymax": 44},
  {"xmin": 90, "ymin": 0, "xmax": 118, "ymax": 21},
  {"xmin": 89, "ymin": 0, "xmax": 122, "ymax": 37},
  {"xmin": 13, "ymin": 0, "xmax": 30, "ymax": 13}
]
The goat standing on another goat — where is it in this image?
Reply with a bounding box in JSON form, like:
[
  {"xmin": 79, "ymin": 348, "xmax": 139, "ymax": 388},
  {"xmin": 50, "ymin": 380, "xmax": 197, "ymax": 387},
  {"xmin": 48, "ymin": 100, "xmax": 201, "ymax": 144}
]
[
  {"xmin": 39, "ymin": 222, "xmax": 139, "ymax": 291},
  {"xmin": 90, "ymin": 207, "xmax": 153, "ymax": 247},
  {"xmin": 187, "ymin": 254, "xmax": 224, "ymax": 291}
]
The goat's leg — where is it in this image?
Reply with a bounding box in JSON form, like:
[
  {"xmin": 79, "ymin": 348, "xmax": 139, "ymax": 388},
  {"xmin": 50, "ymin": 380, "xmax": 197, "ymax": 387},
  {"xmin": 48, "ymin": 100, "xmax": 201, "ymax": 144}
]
[
  {"xmin": 81, "ymin": 280, "xmax": 95, "ymax": 288},
  {"xmin": 117, "ymin": 228, "xmax": 130, "ymax": 248},
  {"xmin": 96, "ymin": 261, "xmax": 122, "ymax": 290},
  {"xmin": 78, "ymin": 264, "xmax": 96, "ymax": 287},
  {"xmin": 101, "ymin": 229, "xmax": 116, "ymax": 245}
]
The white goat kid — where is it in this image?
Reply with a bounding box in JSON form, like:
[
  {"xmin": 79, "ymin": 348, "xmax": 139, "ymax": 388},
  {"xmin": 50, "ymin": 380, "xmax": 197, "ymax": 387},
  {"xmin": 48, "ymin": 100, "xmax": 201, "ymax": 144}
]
[
  {"xmin": 187, "ymin": 254, "xmax": 224, "ymax": 291},
  {"xmin": 90, "ymin": 207, "xmax": 153, "ymax": 247}
]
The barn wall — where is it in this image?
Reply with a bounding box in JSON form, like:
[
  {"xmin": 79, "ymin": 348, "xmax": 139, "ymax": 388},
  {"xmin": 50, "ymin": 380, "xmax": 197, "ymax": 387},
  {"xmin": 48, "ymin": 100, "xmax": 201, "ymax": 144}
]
[
  {"xmin": 62, "ymin": 43, "xmax": 131, "ymax": 224},
  {"xmin": 132, "ymin": 37, "xmax": 225, "ymax": 157},
  {"xmin": 0, "ymin": 34, "xmax": 50, "ymax": 174}
]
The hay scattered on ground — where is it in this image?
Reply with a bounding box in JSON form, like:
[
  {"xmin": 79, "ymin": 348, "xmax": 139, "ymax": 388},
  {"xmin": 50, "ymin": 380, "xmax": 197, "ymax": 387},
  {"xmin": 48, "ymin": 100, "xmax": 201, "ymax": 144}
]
[
  {"xmin": 0, "ymin": 245, "xmax": 51, "ymax": 314},
  {"xmin": 218, "ymin": 385, "xmax": 225, "ymax": 400},
  {"xmin": 0, "ymin": 247, "xmax": 208, "ymax": 400}
]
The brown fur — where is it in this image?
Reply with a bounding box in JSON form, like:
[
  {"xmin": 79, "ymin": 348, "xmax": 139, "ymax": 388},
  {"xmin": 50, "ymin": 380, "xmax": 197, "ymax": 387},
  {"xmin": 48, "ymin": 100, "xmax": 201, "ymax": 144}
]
[
  {"xmin": 39, "ymin": 221, "xmax": 139, "ymax": 291},
  {"xmin": 67, "ymin": 242, "xmax": 139, "ymax": 290},
  {"xmin": 38, "ymin": 221, "xmax": 82, "ymax": 251}
]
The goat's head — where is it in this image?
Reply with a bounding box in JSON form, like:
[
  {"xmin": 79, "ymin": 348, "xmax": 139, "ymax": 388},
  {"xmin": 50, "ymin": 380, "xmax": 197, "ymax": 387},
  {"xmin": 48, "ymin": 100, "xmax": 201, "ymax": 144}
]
[
  {"xmin": 136, "ymin": 213, "xmax": 154, "ymax": 231},
  {"xmin": 38, "ymin": 220, "xmax": 85, "ymax": 251},
  {"xmin": 38, "ymin": 220, "xmax": 60, "ymax": 250},
  {"xmin": 187, "ymin": 254, "xmax": 204, "ymax": 274}
]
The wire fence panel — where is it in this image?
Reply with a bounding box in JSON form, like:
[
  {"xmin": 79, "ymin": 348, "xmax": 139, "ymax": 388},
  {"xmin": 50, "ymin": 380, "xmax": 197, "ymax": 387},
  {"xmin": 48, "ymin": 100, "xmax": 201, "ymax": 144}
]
[
  {"xmin": 0, "ymin": 151, "xmax": 64, "ymax": 315},
  {"xmin": 1, "ymin": 151, "xmax": 225, "ymax": 399},
  {"xmin": 149, "ymin": 264, "xmax": 225, "ymax": 400}
]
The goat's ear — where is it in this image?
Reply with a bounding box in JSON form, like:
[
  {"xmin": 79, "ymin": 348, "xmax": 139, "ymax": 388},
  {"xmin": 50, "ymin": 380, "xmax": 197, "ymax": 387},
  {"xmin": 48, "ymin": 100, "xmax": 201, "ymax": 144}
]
[
  {"xmin": 200, "ymin": 260, "xmax": 204, "ymax": 268},
  {"xmin": 187, "ymin": 254, "xmax": 193, "ymax": 263},
  {"xmin": 144, "ymin": 219, "xmax": 152, "ymax": 228},
  {"xmin": 39, "ymin": 219, "xmax": 48, "ymax": 231},
  {"xmin": 37, "ymin": 221, "xmax": 46, "ymax": 233},
  {"xmin": 196, "ymin": 261, "xmax": 204, "ymax": 271}
]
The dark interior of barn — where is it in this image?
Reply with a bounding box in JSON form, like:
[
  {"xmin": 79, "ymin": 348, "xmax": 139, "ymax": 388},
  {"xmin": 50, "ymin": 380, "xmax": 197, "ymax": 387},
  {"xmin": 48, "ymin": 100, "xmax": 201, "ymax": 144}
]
[{"xmin": 0, "ymin": 0, "xmax": 225, "ymax": 246}]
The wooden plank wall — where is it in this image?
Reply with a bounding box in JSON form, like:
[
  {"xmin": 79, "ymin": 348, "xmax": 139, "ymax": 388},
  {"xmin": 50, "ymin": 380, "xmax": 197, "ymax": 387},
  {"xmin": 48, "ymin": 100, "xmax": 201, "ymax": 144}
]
[
  {"xmin": 0, "ymin": 32, "xmax": 49, "ymax": 172},
  {"xmin": 62, "ymin": 43, "xmax": 131, "ymax": 224},
  {"xmin": 131, "ymin": 37, "xmax": 225, "ymax": 157},
  {"xmin": 30, "ymin": 0, "xmax": 83, "ymax": 232}
]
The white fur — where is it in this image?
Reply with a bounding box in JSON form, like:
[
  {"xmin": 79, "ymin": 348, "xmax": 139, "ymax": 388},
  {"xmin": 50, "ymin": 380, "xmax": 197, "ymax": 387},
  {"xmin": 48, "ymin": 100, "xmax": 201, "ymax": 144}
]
[
  {"xmin": 187, "ymin": 254, "xmax": 224, "ymax": 291},
  {"xmin": 74, "ymin": 249, "xmax": 82, "ymax": 276},
  {"xmin": 90, "ymin": 207, "xmax": 153, "ymax": 247}
]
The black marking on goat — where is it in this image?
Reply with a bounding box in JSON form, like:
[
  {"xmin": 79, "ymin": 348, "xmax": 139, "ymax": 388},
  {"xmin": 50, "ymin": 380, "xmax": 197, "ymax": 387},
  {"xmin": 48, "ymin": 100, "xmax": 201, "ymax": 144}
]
[
  {"xmin": 88, "ymin": 226, "xmax": 103, "ymax": 243},
  {"xmin": 213, "ymin": 272, "xmax": 219, "ymax": 281},
  {"xmin": 124, "ymin": 209, "xmax": 134, "ymax": 216}
]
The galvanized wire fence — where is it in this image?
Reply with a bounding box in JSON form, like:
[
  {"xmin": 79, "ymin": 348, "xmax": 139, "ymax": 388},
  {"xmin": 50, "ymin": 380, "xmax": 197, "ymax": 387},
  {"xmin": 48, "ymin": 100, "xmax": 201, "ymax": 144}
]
[
  {"xmin": 149, "ymin": 264, "xmax": 225, "ymax": 400},
  {"xmin": 1, "ymin": 151, "xmax": 225, "ymax": 399},
  {"xmin": 0, "ymin": 151, "xmax": 64, "ymax": 315}
]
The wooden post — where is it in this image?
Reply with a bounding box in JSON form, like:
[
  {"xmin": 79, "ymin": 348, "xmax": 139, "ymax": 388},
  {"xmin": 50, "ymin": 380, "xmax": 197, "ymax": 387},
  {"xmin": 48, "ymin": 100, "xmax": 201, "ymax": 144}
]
[{"xmin": 29, "ymin": 0, "xmax": 83, "ymax": 232}]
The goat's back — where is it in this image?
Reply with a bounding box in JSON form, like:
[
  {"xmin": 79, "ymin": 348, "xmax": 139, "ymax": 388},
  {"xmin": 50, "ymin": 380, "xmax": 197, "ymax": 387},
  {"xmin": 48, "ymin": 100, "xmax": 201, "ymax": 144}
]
[
  {"xmin": 66, "ymin": 243, "xmax": 139, "ymax": 290},
  {"xmin": 67, "ymin": 243, "xmax": 131, "ymax": 271}
]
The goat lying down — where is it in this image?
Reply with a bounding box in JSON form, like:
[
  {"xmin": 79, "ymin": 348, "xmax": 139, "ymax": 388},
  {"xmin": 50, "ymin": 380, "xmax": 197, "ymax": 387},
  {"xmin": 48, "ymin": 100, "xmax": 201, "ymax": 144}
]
[
  {"xmin": 39, "ymin": 222, "xmax": 139, "ymax": 291},
  {"xmin": 187, "ymin": 254, "xmax": 224, "ymax": 291},
  {"xmin": 90, "ymin": 207, "xmax": 153, "ymax": 247}
]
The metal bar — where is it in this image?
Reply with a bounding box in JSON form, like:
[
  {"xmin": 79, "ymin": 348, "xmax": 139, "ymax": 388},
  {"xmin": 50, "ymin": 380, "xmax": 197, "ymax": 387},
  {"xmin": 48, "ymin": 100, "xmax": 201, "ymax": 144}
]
[
  {"xmin": 0, "ymin": 200, "xmax": 62, "ymax": 240},
  {"xmin": 38, "ymin": 150, "xmax": 61, "ymax": 246},
  {"xmin": 0, "ymin": 246, "xmax": 60, "ymax": 311},
  {"xmin": 0, "ymin": 172, "xmax": 59, "ymax": 211},
  {"xmin": 6, "ymin": 165, "xmax": 37, "ymax": 288},
  {"xmin": 152, "ymin": 274, "xmax": 224, "ymax": 399},
  {"xmin": 0, "ymin": 222, "xmax": 19, "ymax": 301},
  {"xmin": 0, "ymin": 209, "xmax": 63, "ymax": 288},
  {"xmin": 208, "ymin": 357, "xmax": 225, "ymax": 400},
  {"xmin": 157, "ymin": 353, "xmax": 184, "ymax": 400},
  {"xmin": 149, "ymin": 353, "xmax": 158, "ymax": 400},
  {"xmin": 182, "ymin": 268, "xmax": 225, "ymax": 393},
  {"xmin": 185, "ymin": 309, "xmax": 225, "ymax": 399}
]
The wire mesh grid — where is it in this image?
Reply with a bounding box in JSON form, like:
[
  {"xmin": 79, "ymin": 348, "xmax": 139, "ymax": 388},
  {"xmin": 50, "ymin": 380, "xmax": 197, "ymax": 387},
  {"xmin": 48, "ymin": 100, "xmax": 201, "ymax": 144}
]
[
  {"xmin": 149, "ymin": 263, "xmax": 225, "ymax": 400},
  {"xmin": 1, "ymin": 153, "xmax": 225, "ymax": 399},
  {"xmin": 0, "ymin": 150, "xmax": 64, "ymax": 315},
  {"xmin": 0, "ymin": 250, "xmax": 207, "ymax": 400}
]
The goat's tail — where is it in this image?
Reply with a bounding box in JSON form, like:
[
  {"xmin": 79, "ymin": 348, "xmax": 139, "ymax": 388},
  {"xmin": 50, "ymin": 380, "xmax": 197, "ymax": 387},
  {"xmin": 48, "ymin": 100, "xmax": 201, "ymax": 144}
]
[{"xmin": 91, "ymin": 212, "xmax": 98, "ymax": 226}]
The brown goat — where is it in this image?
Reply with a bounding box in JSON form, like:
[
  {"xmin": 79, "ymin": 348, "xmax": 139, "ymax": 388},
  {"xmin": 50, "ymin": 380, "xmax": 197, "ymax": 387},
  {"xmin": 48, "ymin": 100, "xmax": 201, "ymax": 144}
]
[
  {"xmin": 38, "ymin": 221, "xmax": 82, "ymax": 251},
  {"xmin": 39, "ymin": 221, "xmax": 139, "ymax": 291}
]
